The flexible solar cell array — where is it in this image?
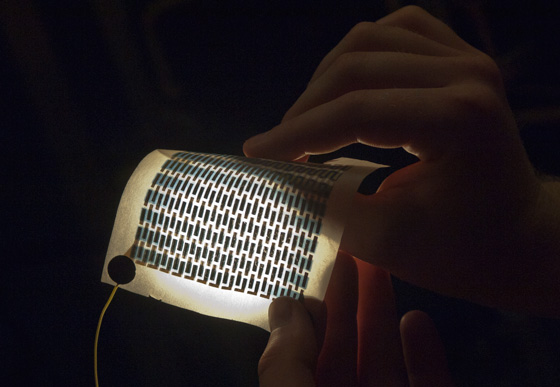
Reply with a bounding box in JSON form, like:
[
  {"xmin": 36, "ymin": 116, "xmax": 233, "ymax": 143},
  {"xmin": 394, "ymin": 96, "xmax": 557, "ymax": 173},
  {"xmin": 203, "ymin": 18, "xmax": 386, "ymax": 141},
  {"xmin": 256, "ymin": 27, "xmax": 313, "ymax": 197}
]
[
  {"xmin": 103, "ymin": 150, "xmax": 381, "ymax": 329},
  {"xmin": 130, "ymin": 152, "xmax": 350, "ymax": 300}
]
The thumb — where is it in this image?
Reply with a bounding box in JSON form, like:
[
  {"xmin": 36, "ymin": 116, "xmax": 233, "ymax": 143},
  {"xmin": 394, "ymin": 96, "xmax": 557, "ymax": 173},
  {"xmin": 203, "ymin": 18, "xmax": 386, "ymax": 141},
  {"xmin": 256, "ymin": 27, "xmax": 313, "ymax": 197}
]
[
  {"xmin": 340, "ymin": 165, "xmax": 443, "ymax": 285},
  {"xmin": 400, "ymin": 310, "xmax": 455, "ymax": 387},
  {"xmin": 258, "ymin": 297, "xmax": 318, "ymax": 387}
]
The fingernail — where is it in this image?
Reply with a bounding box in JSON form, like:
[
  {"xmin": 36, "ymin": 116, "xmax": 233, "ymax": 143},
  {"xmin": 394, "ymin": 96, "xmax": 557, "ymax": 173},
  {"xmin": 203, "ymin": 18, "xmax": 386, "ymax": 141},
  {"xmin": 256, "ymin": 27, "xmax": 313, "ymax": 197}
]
[{"xmin": 269, "ymin": 297, "xmax": 294, "ymax": 331}]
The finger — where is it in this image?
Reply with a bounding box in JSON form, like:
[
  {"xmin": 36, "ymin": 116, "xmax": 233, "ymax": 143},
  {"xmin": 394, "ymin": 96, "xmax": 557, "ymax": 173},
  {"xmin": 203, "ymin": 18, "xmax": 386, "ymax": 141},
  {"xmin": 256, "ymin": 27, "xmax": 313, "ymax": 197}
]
[
  {"xmin": 259, "ymin": 297, "xmax": 318, "ymax": 387},
  {"xmin": 376, "ymin": 5, "xmax": 476, "ymax": 53},
  {"xmin": 284, "ymin": 52, "xmax": 469, "ymax": 122},
  {"xmin": 315, "ymin": 251, "xmax": 358, "ymax": 387},
  {"xmin": 307, "ymin": 21, "xmax": 459, "ymax": 87},
  {"xmin": 244, "ymin": 86, "xmax": 466, "ymax": 161},
  {"xmin": 340, "ymin": 163, "xmax": 451, "ymax": 277},
  {"xmin": 400, "ymin": 310, "xmax": 455, "ymax": 387},
  {"xmin": 356, "ymin": 260, "xmax": 407, "ymax": 386}
]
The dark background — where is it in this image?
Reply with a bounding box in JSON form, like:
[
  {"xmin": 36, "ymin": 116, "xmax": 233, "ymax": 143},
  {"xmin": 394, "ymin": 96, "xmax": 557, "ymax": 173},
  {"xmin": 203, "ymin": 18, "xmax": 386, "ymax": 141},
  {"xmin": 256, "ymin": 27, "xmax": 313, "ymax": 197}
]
[{"xmin": 2, "ymin": 0, "xmax": 560, "ymax": 385}]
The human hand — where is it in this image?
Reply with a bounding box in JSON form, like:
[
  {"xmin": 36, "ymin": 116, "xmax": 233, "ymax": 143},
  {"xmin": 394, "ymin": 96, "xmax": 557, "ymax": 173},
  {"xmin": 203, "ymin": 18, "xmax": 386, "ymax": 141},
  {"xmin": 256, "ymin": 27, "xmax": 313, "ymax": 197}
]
[
  {"xmin": 244, "ymin": 6, "xmax": 560, "ymax": 315},
  {"xmin": 258, "ymin": 252, "xmax": 454, "ymax": 386}
]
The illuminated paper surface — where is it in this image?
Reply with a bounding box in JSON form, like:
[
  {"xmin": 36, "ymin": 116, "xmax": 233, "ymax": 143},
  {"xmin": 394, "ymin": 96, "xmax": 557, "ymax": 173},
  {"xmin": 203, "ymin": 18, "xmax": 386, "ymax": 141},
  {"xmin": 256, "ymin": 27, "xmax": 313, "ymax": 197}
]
[{"xmin": 102, "ymin": 150, "xmax": 383, "ymax": 330}]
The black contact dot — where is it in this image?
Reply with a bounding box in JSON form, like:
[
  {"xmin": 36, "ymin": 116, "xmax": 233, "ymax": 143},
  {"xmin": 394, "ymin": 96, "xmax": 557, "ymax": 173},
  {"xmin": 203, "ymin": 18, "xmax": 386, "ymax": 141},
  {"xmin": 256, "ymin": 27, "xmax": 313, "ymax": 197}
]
[{"xmin": 108, "ymin": 255, "xmax": 136, "ymax": 285}]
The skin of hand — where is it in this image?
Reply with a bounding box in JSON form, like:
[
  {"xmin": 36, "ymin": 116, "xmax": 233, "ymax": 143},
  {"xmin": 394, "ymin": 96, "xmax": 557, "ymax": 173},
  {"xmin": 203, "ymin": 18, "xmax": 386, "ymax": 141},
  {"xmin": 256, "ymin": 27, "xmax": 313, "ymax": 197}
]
[
  {"xmin": 244, "ymin": 6, "xmax": 560, "ymax": 316},
  {"xmin": 258, "ymin": 252, "xmax": 454, "ymax": 387}
]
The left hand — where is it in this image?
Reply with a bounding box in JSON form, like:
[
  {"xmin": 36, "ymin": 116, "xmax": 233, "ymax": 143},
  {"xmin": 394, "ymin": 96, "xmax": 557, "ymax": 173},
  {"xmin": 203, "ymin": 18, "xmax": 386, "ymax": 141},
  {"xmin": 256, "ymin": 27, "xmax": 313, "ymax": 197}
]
[{"xmin": 258, "ymin": 252, "xmax": 454, "ymax": 386}]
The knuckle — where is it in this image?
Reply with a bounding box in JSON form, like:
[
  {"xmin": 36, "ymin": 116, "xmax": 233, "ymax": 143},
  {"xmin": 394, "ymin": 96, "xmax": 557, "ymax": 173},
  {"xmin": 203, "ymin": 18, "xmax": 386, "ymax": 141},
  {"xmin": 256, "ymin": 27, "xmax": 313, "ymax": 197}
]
[
  {"xmin": 478, "ymin": 54, "xmax": 504, "ymax": 87},
  {"xmin": 329, "ymin": 52, "xmax": 365, "ymax": 80},
  {"xmin": 447, "ymin": 83, "xmax": 503, "ymax": 122},
  {"xmin": 330, "ymin": 52, "xmax": 356, "ymax": 74},
  {"xmin": 257, "ymin": 351, "xmax": 276, "ymax": 378},
  {"xmin": 338, "ymin": 89, "xmax": 371, "ymax": 115},
  {"xmin": 398, "ymin": 5, "xmax": 430, "ymax": 18},
  {"xmin": 335, "ymin": 90, "xmax": 374, "ymax": 142},
  {"xmin": 346, "ymin": 21, "xmax": 376, "ymax": 42},
  {"xmin": 390, "ymin": 5, "xmax": 432, "ymax": 25},
  {"xmin": 462, "ymin": 53, "xmax": 504, "ymax": 88}
]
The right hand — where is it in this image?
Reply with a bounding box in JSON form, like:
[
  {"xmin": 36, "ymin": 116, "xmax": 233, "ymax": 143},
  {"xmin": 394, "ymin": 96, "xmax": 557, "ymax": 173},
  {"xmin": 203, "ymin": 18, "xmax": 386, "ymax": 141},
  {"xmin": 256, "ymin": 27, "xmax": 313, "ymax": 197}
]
[{"xmin": 244, "ymin": 6, "xmax": 560, "ymax": 316}]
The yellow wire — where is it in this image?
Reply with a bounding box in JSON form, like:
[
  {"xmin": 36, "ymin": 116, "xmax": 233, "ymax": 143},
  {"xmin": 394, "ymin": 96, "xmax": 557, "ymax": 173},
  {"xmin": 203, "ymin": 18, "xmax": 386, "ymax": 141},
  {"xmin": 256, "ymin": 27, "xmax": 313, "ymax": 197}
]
[{"xmin": 94, "ymin": 284, "xmax": 119, "ymax": 387}]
